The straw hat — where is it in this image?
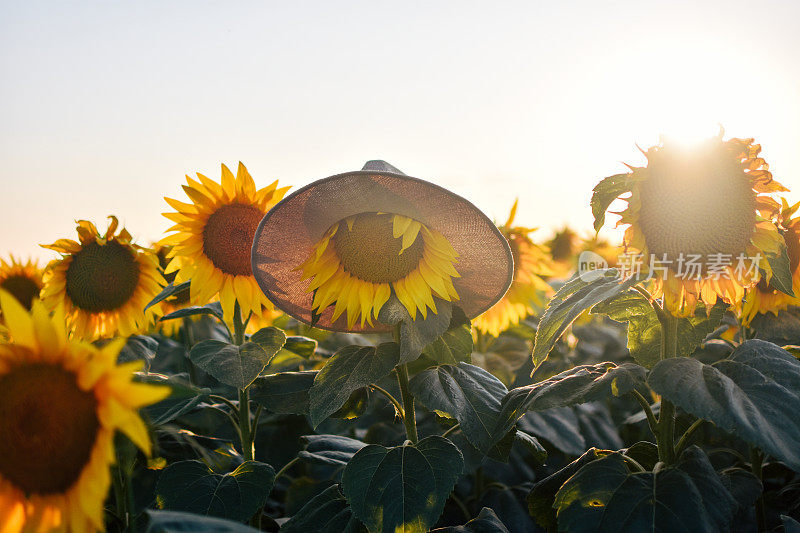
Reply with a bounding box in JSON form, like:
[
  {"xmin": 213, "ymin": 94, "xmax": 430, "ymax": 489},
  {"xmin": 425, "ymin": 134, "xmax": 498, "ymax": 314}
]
[{"xmin": 251, "ymin": 161, "xmax": 513, "ymax": 332}]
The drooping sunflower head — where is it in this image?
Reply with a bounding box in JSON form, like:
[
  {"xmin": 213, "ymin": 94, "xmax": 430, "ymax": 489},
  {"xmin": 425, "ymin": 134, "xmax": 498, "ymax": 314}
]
[
  {"xmin": 741, "ymin": 198, "xmax": 800, "ymax": 325},
  {"xmin": 0, "ymin": 256, "xmax": 44, "ymax": 311},
  {"xmin": 160, "ymin": 163, "xmax": 289, "ymax": 322},
  {"xmin": 474, "ymin": 200, "xmax": 554, "ymax": 337},
  {"xmin": 615, "ymin": 133, "xmax": 787, "ymax": 315},
  {"xmin": 0, "ymin": 291, "xmax": 170, "ymax": 532},
  {"xmin": 40, "ymin": 216, "xmax": 165, "ymax": 340},
  {"xmin": 251, "ymin": 161, "xmax": 514, "ymax": 332}
]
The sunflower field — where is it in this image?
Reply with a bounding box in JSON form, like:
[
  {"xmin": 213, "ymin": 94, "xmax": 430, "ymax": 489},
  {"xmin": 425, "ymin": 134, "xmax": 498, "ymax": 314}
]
[{"xmin": 2, "ymin": 134, "xmax": 800, "ymax": 533}]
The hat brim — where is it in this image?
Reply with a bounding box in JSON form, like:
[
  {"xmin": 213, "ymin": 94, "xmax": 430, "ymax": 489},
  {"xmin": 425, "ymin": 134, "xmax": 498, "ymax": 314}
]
[{"xmin": 251, "ymin": 169, "xmax": 514, "ymax": 332}]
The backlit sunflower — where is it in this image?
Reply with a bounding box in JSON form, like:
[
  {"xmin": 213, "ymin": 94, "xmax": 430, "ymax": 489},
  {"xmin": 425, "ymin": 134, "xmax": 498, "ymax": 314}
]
[
  {"xmin": 611, "ymin": 133, "xmax": 787, "ymax": 316},
  {"xmin": 160, "ymin": 163, "xmax": 289, "ymax": 322},
  {"xmin": 474, "ymin": 201, "xmax": 553, "ymax": 337},
  {"xmin": 41, "ymin": 217, "xmax": 165, "ymax": 340},
  {"xmin": 547, "ymin": 226, "xmax": 579, "ymax": 278},
  {"xmin": 741, "ymin": 198, "xmax": 800, "ymax": 325},
  {"xmin": 0, "ymin": 256, "xmax": 44, "ymax": 311},
  {"xmin": 298, "ymin": 212, "xmax": 460, "ymax": 329},
  {"xmin": 0, "ymin": 291, "xmax": 170, "ymax": 533}
]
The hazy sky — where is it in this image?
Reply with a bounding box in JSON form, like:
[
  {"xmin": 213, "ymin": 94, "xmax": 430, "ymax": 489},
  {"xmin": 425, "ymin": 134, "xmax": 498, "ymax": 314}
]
[{"xmin": 2, "ymin": 0, "xmax": 799, "ymax": 262}]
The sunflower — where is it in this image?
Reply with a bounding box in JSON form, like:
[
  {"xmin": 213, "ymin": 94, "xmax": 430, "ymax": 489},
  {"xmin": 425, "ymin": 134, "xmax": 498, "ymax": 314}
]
[
  {"xmin": 160, "ymin": 163, "xmax": 289, "ymax": 322},
  {"xmin": 741, "ymin": 199, "xmax": 800, "ymax": 325},
  {"xmin": 610, "ymin": 133, "xmax": 787, "ymax": 316},
  {"xmin": 547, "ymin": 226, "xmax": 579, "ymax": 278},
  {"xmin": 473, "ymin": 201, "xmax": 553, "ymax": 337},
  {"xmin": 40, "ymin": 217, "xmax": 165, "ymax": 341},
  {"xmin": 0, "ymin": 291, "xmax": 170, "ymax": 532},
  {"xmin": 297, "ymin": 211, "xmax": 460, "ymax": 329},
  {"xmin": 580, "ymin": 235, "xmax": 623, "ymax": 269},
  {"xmin": 0, "ymin": 256, "xmax": 44, "ymax": 311}
]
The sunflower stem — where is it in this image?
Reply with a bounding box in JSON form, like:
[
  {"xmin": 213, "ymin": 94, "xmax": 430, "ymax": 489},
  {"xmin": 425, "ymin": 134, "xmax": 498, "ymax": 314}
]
[
  {"xmin": 750, "ymin": 446, "xmax": 767, "ymax": 533},
  {"xmin": 393, "ymin": 324, "xmax": 419, "ymax": 444},
  {"xmin": 655, "ymin": 291, "xmax": 678, "ymax": 464},
  {"xmin": 232, "ymin": 302, "xmax": 256, "ymax": 462}
]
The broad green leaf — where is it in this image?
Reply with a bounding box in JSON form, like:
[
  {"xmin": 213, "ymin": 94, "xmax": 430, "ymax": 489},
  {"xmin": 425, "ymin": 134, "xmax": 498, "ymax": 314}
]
[
  {"xmin": 283, "ymin": 335, "xmax": 318, "ymax": 358},
  {"xmin": 765, "ymin": 242, "xmax": 795, "ymax": 296},
  {"xmin": 189, "ymin": 340, "xmax": 272, "ymax": 389},
  {"xmin": 527, "ymin": 448, "xmax": 609, "ymax": 532},
  {"xmin": 495, "ymin": 362, "xmax": 646, "ymax": 436},
  {"xmin": 783, "ymin": 515, "xmax": 800, "ymax": 533},
  {"xmin": 623, "ymin": 441, "xmax": 659, "ymax": 471},
  {"xmin": 718, "ymin": 468, "xmax": 763, "ymax": 511},
  {"xmin": 430, "ymin": 507, "xmax": 510, "ymax": 532},
  {"xmin": 118, "ymin": 335, "xmax": 158, "ymax": 368},
  {"xmin": 422, "ymin": 307, "xmax": 473, "ymax": 365},
  {"xmin": 410, "ymin": 363, "xmax": 508, "ymax": 453},
  {"xmin": 298, "ymin": 434, "xmax": 368, "ymax": 466},
  {"xmin": 281, "ymin": 486, "xmax": 365, "ymax": 533},
  {"xmin": 309, "ymin": 343, "xmax": 400, "ymax": 427},
  {"xmin": 377, "ymin": 295, "xmax": 453, "ymax": 364},
  {"xmin": 593, "ymin": 292, "xmax": 726, "ymax": 368},
  {"xmin": 161, "ymin": 301, "xmax": 224, "ymax": 322},
  {"xmin": 590, "ymin": 173, "xmax": 638, "ymax": 232},
  {"xmin": 145, "ymin": 280, "xmax": 191, "ymax": 312},
  {"xmin": 518, "ymin": 408, "xmax": 585, "ymax": 456},
  {"xmin": 250, "ymin": 370, "xmax": 317, "ymax": 414},
  {"xmin": 155, "ymin": 460, "xmax": 275, "ymax": 522},
  {"xmin": 145, "ymin": 510, "xmax": 260, "ymax": 532},
  {"xmin": 341, "ymin": 436, "xmax": 464, "ymax": 533},
  {"xmin": 514, "ymin": 430, "xmax": 548, "ymax": 465},
  {"xmin": 648, "ymin": 339, "xmax": 800, "ymax": 470},
  {"xmin": 532, "ymin": 269, "xmax": 641, "ymax": 369},
  {"xmin": 139, "ymin": 373, "xmax": 210, "ymax": 426},
  {"xmin": 554, "ymin": 450, "xmax": 736, "ymax": 532},
  {"xmin": 248, "ymin": 326, "xmax": 287, "ymax": 362},
  {"xmin": 749, "ymin": 310, "xmax": 800, "ymax": 346}
]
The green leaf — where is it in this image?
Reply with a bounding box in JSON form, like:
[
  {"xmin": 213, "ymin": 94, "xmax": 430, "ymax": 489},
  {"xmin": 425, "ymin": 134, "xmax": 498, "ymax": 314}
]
[
  {"xmin": 162, "ymin": 302, "xmax": 224, "ymax": 322},
  {"xmin": 647, "ymin": 339, "xmax": 800, "ymax": 470},
  {"xmin": 377, "ymin": 295, "xmax": 453, "ymax": 364},
  {"xmin": 145, "ymin": 280, "xmax": 191, "ymax": 312},
  {"xmin": 281, "ymin": 486, "xmax": 365, "ymax": 533},
  {"xmin": 554, "ymin": 450, "xmax": 736, "ymax": 532},
  {"xmin": 139, "ymin": 373, "xmax": 210, "ymax": 426},
  {"xmin": 298, "ymin": 434, "xmax": 368, "ymax": 466},
  {"xmin": 590, "ymin": 173, "xmax": 637, "ymax": 232},
  {"xmin": 410, "ymin": 363, "xmax": 508, "ymax": 453},
  {"xmin": 765, "ymin": 242, "xmax": 795, "ymax": 296},
  {"xmin": 283, "ymin": 335, "xmax": 318, "ymax": 358},
  {"xmin": 495, "ymin": 362, "xmax": 646, "ymax": 437},
  {"xmin": 309, "ymin": 342, "xmax": 400, "ymax": 427},
  {"xmin": 430, "ymin": 507, "xmax": 510, "ymax": 532},
  {"xmin": 532, "ymin": 269, "xmax": 641, "ymax": 369},
  {"xmin": 514, "ymin": 430, "xmax": 548, "ymax": 465},
  {"xmin": 248, "ymin": 326, "xmax": 287, "ymax": 362},
  {"xmin": 118, "ymin": 335, "xmax": 158, "ymax": 368},
  {"xmin": 527, "ymin": 448, "xmax": 610, "ymax": 532},
  {"xmin": 189, "ymin": 340, "xmax": 272, "ymax": 389},
  {"xmin": 593, "ymin": 292, "xmax": 726, "ymax": 368},
  {"xmin": 623, "ymin": 441, "xmax": 659, "ymax": 471},
  {"xmin": 145, "ymin": 510, "xmax": 260, "ymax": 532},
  {"xmin": 422, "ymin": 307, "xmax": 473, "ymax": 365},
  {"xmin": 155, "ymin": 460, "xmax": 275, "ymax": 522},
  {"xmin": 341, "ymin": 436, "xmax": 464, "ymax": 533},
  {"xmin": 249, "ymin": 370, "xmax": 317, "ymax": 414}
]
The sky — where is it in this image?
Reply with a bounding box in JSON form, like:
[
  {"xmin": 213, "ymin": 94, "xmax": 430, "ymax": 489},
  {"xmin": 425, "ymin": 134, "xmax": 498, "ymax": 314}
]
[{"xmin": 2, "ymin": 0, "xmax": 799, "ymax": 262}]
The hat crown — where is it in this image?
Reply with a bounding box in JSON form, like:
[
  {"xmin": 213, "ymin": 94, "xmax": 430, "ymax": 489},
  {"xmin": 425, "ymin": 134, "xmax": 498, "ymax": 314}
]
[{"xmin": 361, "ymin": 160, "xmax": 405, "ymax": 175}]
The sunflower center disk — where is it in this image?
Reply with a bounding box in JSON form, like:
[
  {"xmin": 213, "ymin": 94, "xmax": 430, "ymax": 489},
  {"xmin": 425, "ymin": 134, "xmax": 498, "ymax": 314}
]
[
  {"xmin": 203, "ymin": 203, "xmax": 264, "ymax": 276},
  {"xmin": 0, "ymin": 364, "xmax": 99, "ymax": 494},
  {"xmin": 0, "ymin": 275, "xmax": 40, "ymax": 310},
  {"xmin": 333, "ymin": 213, "xmax": 424, "ymax": 283},
  {"xmin": 65, "ymin": 241, "xmax": 141, "ymax": 312},
  {"xmin": 638, "ymin": 144, "xmax": 757, "ymax": 267}
]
